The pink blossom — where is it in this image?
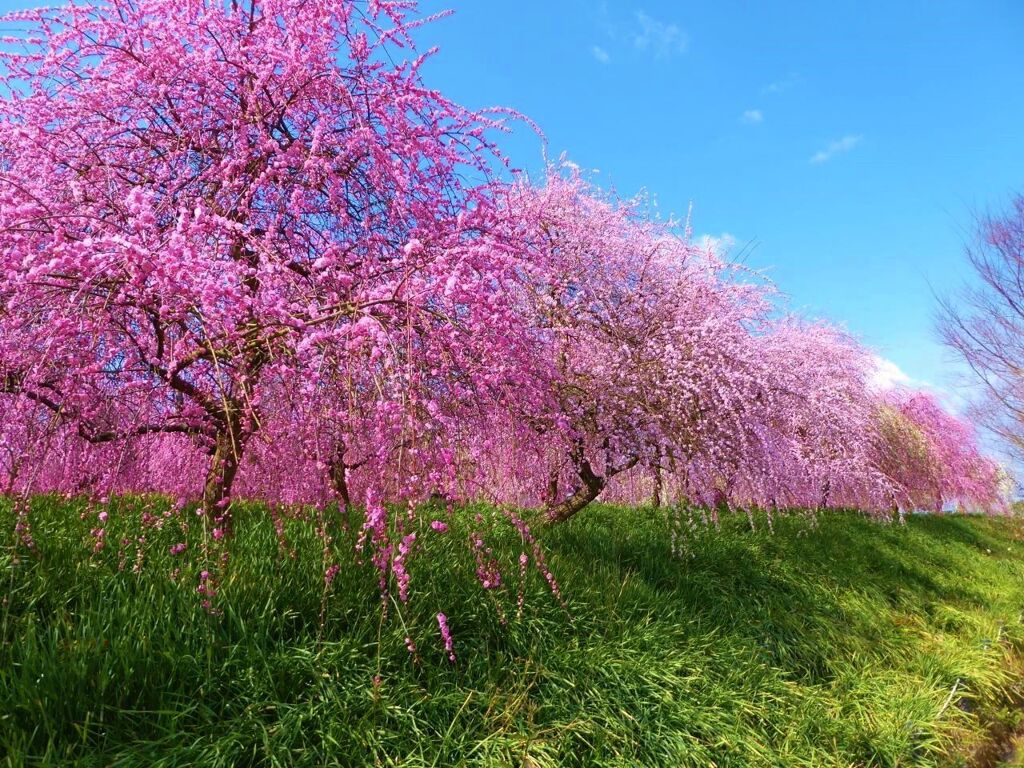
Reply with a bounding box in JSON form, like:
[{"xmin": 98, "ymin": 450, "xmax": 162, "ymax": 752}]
[
  {"xmin": 436, "ymin": 613, "xmax": 455, "ymax": 662},
  {"xmin": 324, "ymin": 564, "xmax": 341, "ymax": 587}
]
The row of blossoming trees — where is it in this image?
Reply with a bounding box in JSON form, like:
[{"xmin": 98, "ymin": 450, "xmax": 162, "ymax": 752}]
[{"xmin": 0, "ymin": 0, "xmax": 1007, "ymax": 558}]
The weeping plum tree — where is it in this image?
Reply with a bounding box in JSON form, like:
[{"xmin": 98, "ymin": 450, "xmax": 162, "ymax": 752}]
[
  {"xmin": 501, "ymin": 175, "xmax": 798, "ymax": 523},
  {"xmin": 871, "ymin": 390, "xmax": 1004, "ymax": 513},
  {"xmin": 498, "ymin": 176, "xmax": 689, "ymax": 523},
  {"xmin": 0, "ymin": 0, "xmax": 526, "ymax": 527},
  {"xmin": 742, "ymin": 320, "xmax": 884, "ymax": 512}
]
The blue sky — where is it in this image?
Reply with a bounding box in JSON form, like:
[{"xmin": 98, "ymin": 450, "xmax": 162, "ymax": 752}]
[{"xmin": 413, "ymin": 0, "xmax": 1024, "ymax": 403}]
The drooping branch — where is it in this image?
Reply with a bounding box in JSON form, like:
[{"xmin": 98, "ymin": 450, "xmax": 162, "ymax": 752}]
[{"xmin": 2, "ymin": 372, "xmax": 216, "ymax": 446}]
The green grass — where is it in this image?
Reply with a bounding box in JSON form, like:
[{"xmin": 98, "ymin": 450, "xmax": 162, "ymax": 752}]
[{"xmin": 2, "ymin": 498, "xmax": 1024, "ymax": 767}]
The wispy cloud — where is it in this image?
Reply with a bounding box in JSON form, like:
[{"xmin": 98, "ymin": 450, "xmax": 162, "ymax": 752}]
[
  {"xmin": 741, "ymin": 109, "xmax": 763, "ymax": 124},
  {"xmin": 696, "ymin": 232, "xmax": 736, "ymax": 254},
  {"xmin": 632, "ymin": 10, "xmax": 688, "ymax": 59},
  {"xmin": 761, "ymin": 74, "xmax": 800, "ymax": 95},
  {"xmin": 810, "ymin": 134, "xmax": 862, "ymax": 164},
  {"xmin": 595, "ymin": 1, "xmax": 617, "ymax": 39},
  {"xmin": 590, "ymin": 45, "xmax": 610, "ymax": 64}
]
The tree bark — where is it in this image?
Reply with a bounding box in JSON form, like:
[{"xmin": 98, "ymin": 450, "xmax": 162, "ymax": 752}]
[
  {"xmin": 545, "ymin": 448, "xmax": 639, "ymax": 525},
  {"xmin": 545, "ymin": 459, "xmax": 605, "ymax": 525},
  {"xmin": 328, "ymin": 457, "xmax": 351, "ymax": 511},
  {"xmin": 327, "ymin": 453, "xmax": 354, "ymax": 532},
  {"xmin": 651, "ymin": 451, "xmax": 663, "ymax": 509},
  {"xmin": 546, "ymin": 467, "xmax": 560, "ymax": 505},
  {"xmin": 202, "ymin": 427, "xmax": 243, "ymax": 534}
]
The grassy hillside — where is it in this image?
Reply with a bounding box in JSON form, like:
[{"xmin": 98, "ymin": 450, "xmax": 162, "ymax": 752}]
[{"xmin": 2, "ymin": 498, "xmax": 1023, "ymax": 767}]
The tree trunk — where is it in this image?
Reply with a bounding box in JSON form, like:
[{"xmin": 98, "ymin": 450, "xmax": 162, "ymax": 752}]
[
  {"xmin": 546, "ymin": 468, "xmax": 560, "ymax": 505},
  {"xmin": 545, "ymin": 449, "xmax": 639, "ymax": 525},
  {"xmin": 328, "ymin": 458, "xmax": 351, "ymax": 511},
  {"xmin": 546, "ymin": 462, "xmax": 605, "ymax": 525},
  {"xmin": 651, "ymin": 461, "xmax": 663, "ymax": 509},
  {"xmin": 327, "ymin": 454, "xmax": 355, "ymax": 533},
  {"xmin": 202, "ymin": 428, "xmax": 243, "ymax": 535}
]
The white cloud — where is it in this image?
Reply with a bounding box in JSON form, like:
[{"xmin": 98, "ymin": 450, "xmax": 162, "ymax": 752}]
[
  {"xmin": 868, "ymin": 355, "xmax": 970, "ymax": 416},
  {"xmin": 632, "ymin": 11, "xmax": 688, "ymax": 59},
  {"xmin": 868, "ymin": 356, "xmax": 913, "ymax": 392},
  {"xmin": 741, "ymin": 109, "xmax": 763, "ymax": 124},
  {"xmin": 810, "ymin": 134, "xmax": 863, "ymax": 164},
  {"xmin": 696, "ymin": 232, "xmax": 735, "ymax": 254},
  {"xmin": 591, "ymin": 45, "xmax": 610, "ymax": 64},
  {"xmin": 595, "ymin": 1, "xmax": 617, "ymax": 39}
]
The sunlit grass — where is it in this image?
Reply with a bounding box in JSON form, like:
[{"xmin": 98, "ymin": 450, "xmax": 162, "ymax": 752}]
[{"xmin": 2, "ymin": 498, "xmax": 1023, "ymax": 767}]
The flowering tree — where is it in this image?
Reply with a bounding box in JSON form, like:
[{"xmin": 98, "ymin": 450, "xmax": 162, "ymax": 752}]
[
  {"xmin": 497, "ymin": 176, "xmax": 814, "ymax": 521},
  {"xmin": 0, "ymin": 0, "xmax": 528, "ymax": 530},
  {"xmin": 709, "ymin": 319, "xmax": 881, "ymax": 513},
  {"xmin": 872, "ymin": 390, "xmax": 1004, "ymax": 513}
]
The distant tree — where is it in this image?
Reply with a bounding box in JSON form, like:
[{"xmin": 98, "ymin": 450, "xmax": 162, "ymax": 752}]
[
  {"xmin": 871, "ymin": 390, "xmax": 1003, "ymax": 513},
  {"xmin": 939, "ymin": 196, "xmax": 1024, "ymax": 465}
]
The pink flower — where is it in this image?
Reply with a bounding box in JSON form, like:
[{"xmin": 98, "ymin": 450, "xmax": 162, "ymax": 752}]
[
  {"xmin": 436, "ymin": 612, "xmax": 455, "ymax": 662},
  {"xmin": 324, "ymin": 564, "xmax": 340, "ymax": 586}
]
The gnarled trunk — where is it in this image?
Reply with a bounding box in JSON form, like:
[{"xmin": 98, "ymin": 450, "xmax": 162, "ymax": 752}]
[
  {"xmin": 546, "ymin": 457, "xmax": 606, "ymax": 525},
  {"xmin": 328, "ymin": 457, "xmax": 351, "ymax": 511},
  {"xmin": 202, "ymin": 427, "xmax": 243, "ymax": 535},
  {"xmin": 545, "ymin": 444, "xmax": 639, "ymax": 525}
]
